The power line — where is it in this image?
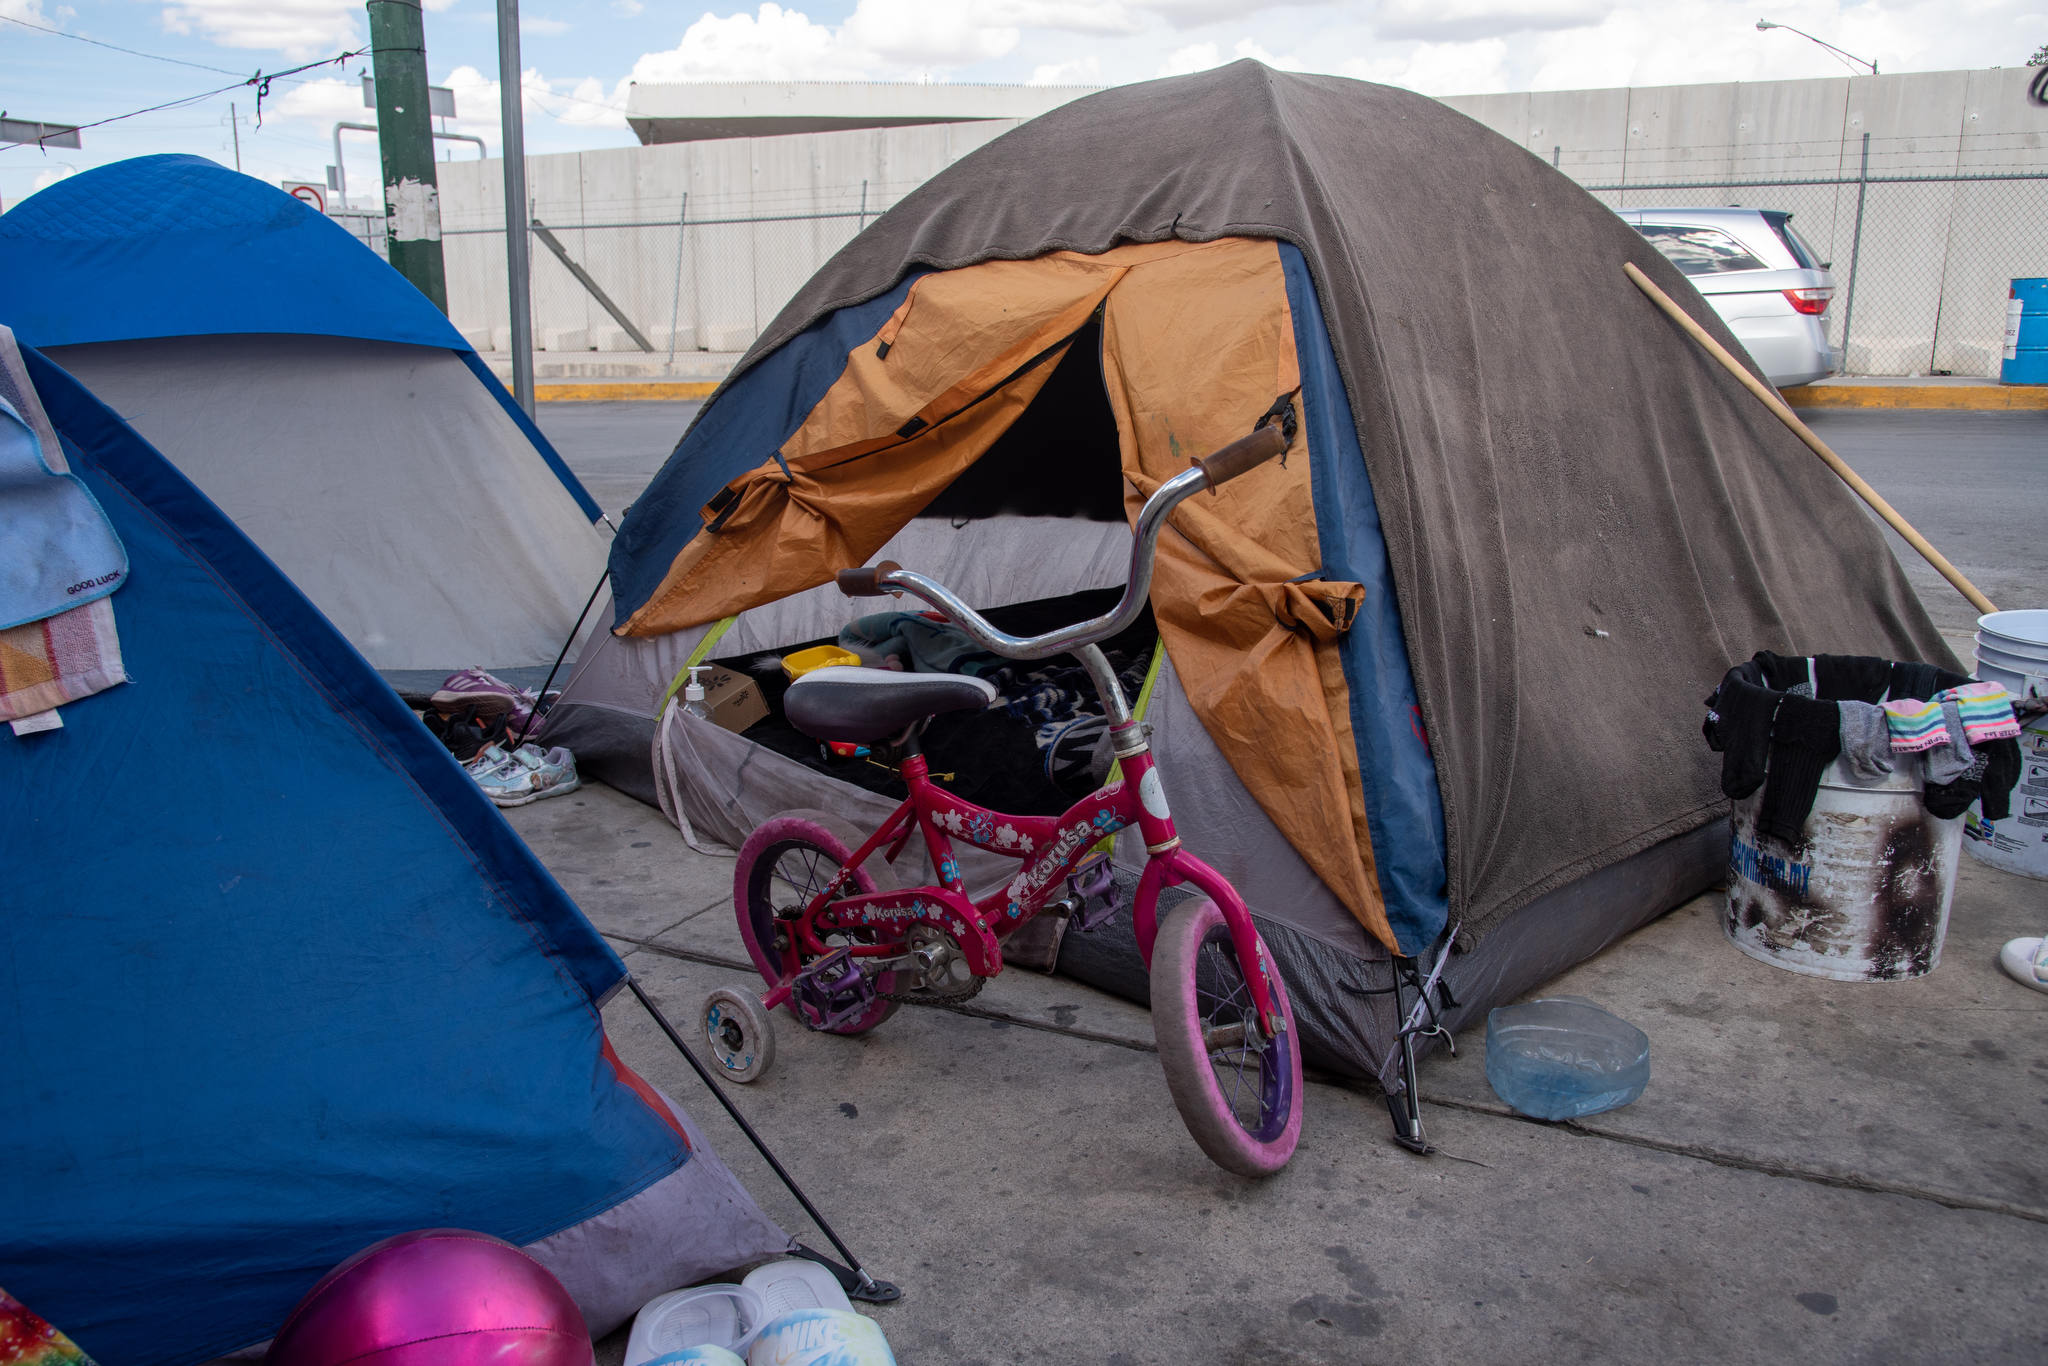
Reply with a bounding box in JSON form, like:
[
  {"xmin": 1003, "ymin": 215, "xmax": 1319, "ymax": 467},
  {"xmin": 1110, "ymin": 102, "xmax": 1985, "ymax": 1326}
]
[
  {"xmin": 0, "ymin": 46, "xmax": 388, "ymax": 153},
  {"xmin": 2, "ymin": 13, "xmax": 251, "ymax": 77}
]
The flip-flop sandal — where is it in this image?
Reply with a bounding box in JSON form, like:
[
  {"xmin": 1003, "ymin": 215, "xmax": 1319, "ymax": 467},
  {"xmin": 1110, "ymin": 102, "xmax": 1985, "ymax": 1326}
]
[
  {"xmin": 624, "ymin": 1284, "xmax": 767, "ymax": 1366},
  {"xmin": 1997, "ymin": 936, "xmax": 2048, "ymax": 994},
  {"xmin": 738, "ymin": 1258, "xmax": 852, "ymax": 1322}
]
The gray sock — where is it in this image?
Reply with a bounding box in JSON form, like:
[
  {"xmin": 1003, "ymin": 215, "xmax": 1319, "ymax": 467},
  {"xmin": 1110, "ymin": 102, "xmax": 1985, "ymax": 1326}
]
[
  {"xmin": 1923, "ymin": 697, "xmax": 1975, "ymax": 784},
  {"xmin": 1837, "ymin": 700, "xmax": 1894, "ymax": 784}
]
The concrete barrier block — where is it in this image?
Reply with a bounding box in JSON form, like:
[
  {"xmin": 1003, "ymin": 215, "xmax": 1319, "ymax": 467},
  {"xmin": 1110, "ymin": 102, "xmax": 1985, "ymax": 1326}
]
[
  {"xmin": 593, "ymin": 326, "xmax": 650, "ymax": 353},
  {"xmin": 647, "ymin": 324, "xmax": 697, "ymax": 353},
  {"xmin": 457, "ymin": 325, "xmax": 496, "ymax": 352},
  {"xmin": 541, "ymin": 328, "xmax": 592, "ymax": 352},
  {"xmin": 491, "ymin": 326, "xmax": 516, "ymax": 353},
  {"xmin": 699, "ymin": 323, "xmax": 754, "ymax": 353}
]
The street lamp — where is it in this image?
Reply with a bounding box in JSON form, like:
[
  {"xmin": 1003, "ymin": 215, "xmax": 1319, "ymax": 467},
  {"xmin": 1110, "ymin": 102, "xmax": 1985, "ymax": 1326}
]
[{"xmin": 1755, "ymin": 19, "xmax": 1877, "ymax": 75}]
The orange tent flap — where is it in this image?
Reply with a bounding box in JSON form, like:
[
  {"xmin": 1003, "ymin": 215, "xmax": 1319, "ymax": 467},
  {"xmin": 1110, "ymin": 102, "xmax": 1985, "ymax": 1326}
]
[
  {"xmin": 1101, "ymin": 237, "xmax": 1395, "ymax": 948},
  {"xmin": 620, "ymin": 240, "xmax": 1220, "ymax": 634}
]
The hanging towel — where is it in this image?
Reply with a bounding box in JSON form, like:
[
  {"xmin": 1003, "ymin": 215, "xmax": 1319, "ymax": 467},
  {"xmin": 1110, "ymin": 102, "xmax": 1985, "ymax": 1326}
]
[
  {"xmin": 0, "ymin": 394, "xmax": 127, "ymax": 631},
  {"xmin": 0, "ymin": 326, "xmax": 129, "ymax": 724}
]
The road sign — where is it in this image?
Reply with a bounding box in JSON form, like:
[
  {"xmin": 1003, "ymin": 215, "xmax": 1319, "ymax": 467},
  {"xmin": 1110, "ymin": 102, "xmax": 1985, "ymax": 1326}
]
[{"xmin": 282, "ymin": 181, "xmax": 327, "ymax": 214}]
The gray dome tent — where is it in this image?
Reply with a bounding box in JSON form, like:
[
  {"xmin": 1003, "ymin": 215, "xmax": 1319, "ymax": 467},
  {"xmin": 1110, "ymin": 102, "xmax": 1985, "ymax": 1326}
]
[{"xmin": 548, "ymin": 62, "xmax": 1951, "ymax": 1111}]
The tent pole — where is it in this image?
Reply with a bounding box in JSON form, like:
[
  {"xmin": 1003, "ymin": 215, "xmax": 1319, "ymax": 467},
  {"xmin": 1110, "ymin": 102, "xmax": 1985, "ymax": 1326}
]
[
  {"xmin": 626, "ymin": 976, "xmax": 901, "ymax": 1303},
  {"xmin": 512, "ymin": 568, "xmax": 607, "ymax": 749},
  {"xmin": 1623, "ymin": 261, "xmax": 1996, "ymax": 616}
]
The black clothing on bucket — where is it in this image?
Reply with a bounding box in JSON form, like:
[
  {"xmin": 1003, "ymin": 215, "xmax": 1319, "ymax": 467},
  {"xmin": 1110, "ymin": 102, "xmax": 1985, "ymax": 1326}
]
[{"xmin": 1759, "ymin": 694, "xmax": 1843, "ymax": 844}]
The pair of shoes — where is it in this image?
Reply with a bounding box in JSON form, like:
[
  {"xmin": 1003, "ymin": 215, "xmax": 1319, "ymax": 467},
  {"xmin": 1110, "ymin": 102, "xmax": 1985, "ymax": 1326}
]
[
  {"xmin": 423, "ymin": 701, "xmax": 509, "ymax": 762},
  {"xmin": 474, "ymin": 744, "xmax": 580, "ymax": 807},
  {"xmin": 1997, "ymin": 937, "xmax": 2048, "ymax": 994},
  {"xmin": 432, "ymin": 669, "xmax": 549, "ymax": 740}
]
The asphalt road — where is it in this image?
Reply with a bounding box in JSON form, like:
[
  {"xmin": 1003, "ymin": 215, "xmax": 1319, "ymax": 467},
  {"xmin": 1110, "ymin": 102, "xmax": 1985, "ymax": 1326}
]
[{"xmin": 540, "ymin": 402, "xmax": 2045, "ymax": 653}]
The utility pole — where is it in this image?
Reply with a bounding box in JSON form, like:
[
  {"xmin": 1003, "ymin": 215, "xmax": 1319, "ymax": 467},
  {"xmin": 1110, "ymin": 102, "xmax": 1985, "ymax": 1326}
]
[
  {"xmin": 367, "ymin": 0, "xmax": 447, "ymax": 311},
  {"xmin": 228, "ymin": 102, "xmax": 242, "ymax": 171},
  {"xmin": 497, "ymin": 0, "xmax": 535, "ymax": 414}
]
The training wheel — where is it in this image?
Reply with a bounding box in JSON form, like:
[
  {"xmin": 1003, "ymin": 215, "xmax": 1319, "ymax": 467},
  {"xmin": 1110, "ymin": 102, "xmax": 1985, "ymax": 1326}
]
[{"xmin": 703, "ymin": 986, "xmax": 776, "ymax": 1083}]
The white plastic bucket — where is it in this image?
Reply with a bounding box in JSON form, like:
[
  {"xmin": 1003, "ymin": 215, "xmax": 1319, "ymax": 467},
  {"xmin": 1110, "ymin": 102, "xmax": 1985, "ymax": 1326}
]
[
  {"xmin": 1726, "ymin": 751, "xmax": 1961, "ymax": 981},
  {"xmin": 1964, "ymin": 609, "xmax": 2048, "ymax": 880}
]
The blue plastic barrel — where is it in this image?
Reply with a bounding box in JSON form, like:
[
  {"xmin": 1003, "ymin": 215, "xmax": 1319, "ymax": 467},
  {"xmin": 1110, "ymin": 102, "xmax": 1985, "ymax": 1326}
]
[{"xmin": 2004, "ymin": 277, "xmax": 2048, "ymax": 385}]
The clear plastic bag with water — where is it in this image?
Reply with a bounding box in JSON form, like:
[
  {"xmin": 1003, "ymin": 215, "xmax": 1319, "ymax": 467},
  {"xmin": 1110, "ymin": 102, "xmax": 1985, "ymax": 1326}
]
[{"xmin": 1484, "ymin": 996, "xmax": 1650, "ymax": 1120}]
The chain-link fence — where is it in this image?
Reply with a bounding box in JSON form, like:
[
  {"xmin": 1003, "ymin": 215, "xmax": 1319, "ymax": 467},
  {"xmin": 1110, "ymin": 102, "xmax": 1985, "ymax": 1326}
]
[
  {"xmin": 368, "ymin": 138, "xmax": 2040, "ymax": 378},
  {"xmin": 431, "ymin": 179, "xmax": 910, "ymax": 361},
  {"xmin": 1582, "ymin": 141, "xmax": 2046, "ymax": 378}
]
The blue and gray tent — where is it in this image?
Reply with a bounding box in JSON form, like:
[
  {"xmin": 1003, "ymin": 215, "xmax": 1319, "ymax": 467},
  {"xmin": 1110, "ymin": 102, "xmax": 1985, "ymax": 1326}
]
[
  {"xmin": 0, "ymin": 328, "xmax": 789, "ymax": 1365},
  {"xmin": 0, "ymin": 155, "xmax": 607, "ymax": 676}
]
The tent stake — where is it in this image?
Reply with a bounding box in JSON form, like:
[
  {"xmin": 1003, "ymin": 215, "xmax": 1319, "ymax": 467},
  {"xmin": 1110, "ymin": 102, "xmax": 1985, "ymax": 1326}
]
[
  {"xmin": 626, "ymin": 976, "xmax": 901, "ymax": 1304},
  {"xmin": 1623, "ymin": 261, "xmax": 1996, "ymax": 616}
]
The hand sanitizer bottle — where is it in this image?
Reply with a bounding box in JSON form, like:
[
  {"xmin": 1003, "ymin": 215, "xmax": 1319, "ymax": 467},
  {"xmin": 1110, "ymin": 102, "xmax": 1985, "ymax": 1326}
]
[{"xmin": 683, "ymin": 666, "xmax": 712, "ymax": 720}]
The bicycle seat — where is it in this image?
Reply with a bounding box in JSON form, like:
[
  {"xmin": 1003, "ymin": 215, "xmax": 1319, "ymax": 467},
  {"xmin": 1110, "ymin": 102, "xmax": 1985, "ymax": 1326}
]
[{"xmin": 782, "ymin": 665, "xmax": 999, "ymax": 742}]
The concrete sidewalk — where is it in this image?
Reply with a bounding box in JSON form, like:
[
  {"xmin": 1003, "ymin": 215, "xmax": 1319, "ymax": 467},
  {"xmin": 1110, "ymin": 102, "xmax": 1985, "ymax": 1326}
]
[{"xmin": 507, "ymin": 783, "xmax": 2048, "ymax": 1364}]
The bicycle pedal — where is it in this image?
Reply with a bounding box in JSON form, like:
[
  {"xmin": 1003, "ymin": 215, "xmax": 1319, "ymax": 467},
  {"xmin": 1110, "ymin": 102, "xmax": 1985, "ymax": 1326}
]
[{"xmin": 1066, "ymin": 852, "xmax": 1119, "ymax": 932}]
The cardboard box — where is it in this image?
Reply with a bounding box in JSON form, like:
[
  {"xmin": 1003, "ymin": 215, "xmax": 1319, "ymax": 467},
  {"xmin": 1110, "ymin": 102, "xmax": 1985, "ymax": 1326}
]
[{"xmin": 698, "ymin": 666, "xmax": 768, "ymax": 734}]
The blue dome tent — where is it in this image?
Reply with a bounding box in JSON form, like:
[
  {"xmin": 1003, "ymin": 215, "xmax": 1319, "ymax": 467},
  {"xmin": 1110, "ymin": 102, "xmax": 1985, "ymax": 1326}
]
[
  {"xmin": 0, "ymin": 155, "xmax": 607, "ymax": 673},
  {"xmin": 0, "ymin": 328, "xmax": 793, "ymax": 1365}
]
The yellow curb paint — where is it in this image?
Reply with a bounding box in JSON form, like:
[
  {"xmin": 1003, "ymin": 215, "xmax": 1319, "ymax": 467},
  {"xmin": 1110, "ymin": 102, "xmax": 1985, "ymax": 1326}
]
[
  {"xmin": 1782, "ymin": 384, "xmax": 2048, "ymax": 412},
  {"xmin": 533, "ymin": 380, "xmax": 721, "ymax": 402}
]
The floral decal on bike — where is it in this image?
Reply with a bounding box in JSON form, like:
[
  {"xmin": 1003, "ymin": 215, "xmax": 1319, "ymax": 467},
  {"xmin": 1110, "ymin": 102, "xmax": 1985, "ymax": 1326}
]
[
  {"xmin": 938, "ymin": 857, "xmax": 960, "ymax": 885},
  {"xmin": 966, "ymin": 812, "xmax": 996, "ymax": 845}
]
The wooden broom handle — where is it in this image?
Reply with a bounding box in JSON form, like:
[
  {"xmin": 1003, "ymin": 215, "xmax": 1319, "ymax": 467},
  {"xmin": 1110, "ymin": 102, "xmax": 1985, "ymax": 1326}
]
[{"xmin": 1623, "ymin": 261, "xmax": 1997, "ymax": 617}]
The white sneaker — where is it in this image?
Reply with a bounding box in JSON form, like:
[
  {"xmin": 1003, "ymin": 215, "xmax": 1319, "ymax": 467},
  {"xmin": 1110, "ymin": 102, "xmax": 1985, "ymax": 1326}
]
[
  {"xmin": 1996, "ymin": 936, "xmax": 2048, "ymax": 994},
  {"xmin": 475, "ymin": 744, "xmax": 580, "ymax": 807}
]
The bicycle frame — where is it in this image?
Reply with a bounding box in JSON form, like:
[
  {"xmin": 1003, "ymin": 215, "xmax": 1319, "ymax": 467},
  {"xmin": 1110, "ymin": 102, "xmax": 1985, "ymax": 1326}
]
[{"xmin": 766, "ymin": 716, "xmax": 1285, "ymax": 1036}]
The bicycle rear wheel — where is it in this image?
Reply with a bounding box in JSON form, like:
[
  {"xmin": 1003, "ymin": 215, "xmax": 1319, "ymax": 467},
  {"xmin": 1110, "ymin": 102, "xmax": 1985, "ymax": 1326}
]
[
  {"xmin": 733, "ymin": 810, "xmax": 898, "ymax": 1035},
  {"xmin": 1150, "ymin": 898, "xmax": 1303, "ymax": 1176}
]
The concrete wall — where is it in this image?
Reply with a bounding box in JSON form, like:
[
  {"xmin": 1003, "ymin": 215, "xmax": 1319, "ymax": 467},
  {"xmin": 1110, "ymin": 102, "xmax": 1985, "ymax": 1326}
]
[
  {"xmin": 1441, "ymin": 67, "xmax": 2046, "ymax": 376},
  {"xmin": 435, "ymin": 120, "xmax": 1019, "ymax": 356},
  {"xmin": 434, "ymin": 67, "xmax": 2044, "ymax": 375}
]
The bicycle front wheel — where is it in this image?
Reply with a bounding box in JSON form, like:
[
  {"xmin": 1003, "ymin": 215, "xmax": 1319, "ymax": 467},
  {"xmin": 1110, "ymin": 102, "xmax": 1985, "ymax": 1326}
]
[{"xmin": 1150, "ymin": 898, "xmax": 1303, "ymax": 1176}]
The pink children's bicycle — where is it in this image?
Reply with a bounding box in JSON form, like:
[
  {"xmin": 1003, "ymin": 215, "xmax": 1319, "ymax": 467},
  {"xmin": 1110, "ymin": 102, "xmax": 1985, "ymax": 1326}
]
[{"xmin": 700, "ymin": 422, "xmax": 1303, "ymax": 1176}]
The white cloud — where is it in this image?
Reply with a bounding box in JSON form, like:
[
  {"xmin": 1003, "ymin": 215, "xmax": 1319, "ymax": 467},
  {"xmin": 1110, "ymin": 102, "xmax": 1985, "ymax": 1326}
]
[
  {"xmin": 841, "ymin": 0, "xmax": 1020, "ymax": 66},
  {"xmin": 522, "ymin": 14, "xmax": 571, "ymax": 36},
  {"xmin": 159, "ymin": 0, "xmax": 363, "ymax": 60},
  {"xmin": 30, "ymin": 163, "xmax": 77, "ymax": 193},
  {"xmin": 1157, "ymin": 40, "xmax": 1218, "ymax": 75},
  {"xmin": 612, "ymin": 0, "xmax": 645, "ymax": 13},
  {"xmin": 1372, "ymin": 0, "xmax": 1609, "ymax": 43},
  {"xmin": 421, "ymin": 0, "xmax": 458, "ymax": 9},
  {"xmin": 1030, "ymin": 54, "xmax": 1103, "ymax": 84},
  {"xmin": 1, "ymin": 0, "xmax": 53, "ymax": 22},
  {"xmin": 1344, "ymin": 38, "xmax": 1514, "ymax": 94},
  {"xmin": 629, "ymin": 4, "xmax": 853, "ymax": 82}
]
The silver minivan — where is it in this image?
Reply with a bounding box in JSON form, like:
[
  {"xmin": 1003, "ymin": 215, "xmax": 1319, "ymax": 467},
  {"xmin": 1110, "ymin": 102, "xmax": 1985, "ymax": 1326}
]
[{"xmin": 1621, "ymin": 207, "xmax": 1841, "ymax": 387}]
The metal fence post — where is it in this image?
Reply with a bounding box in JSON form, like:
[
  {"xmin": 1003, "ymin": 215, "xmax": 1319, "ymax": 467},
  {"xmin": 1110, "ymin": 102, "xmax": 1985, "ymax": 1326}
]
[
  {"xmin": 496, "ymin": 0, "xmax": 534, "ymax": 415},
  {"xmin": 857, "ymin": 179, "xmax": 868, "ymax": 232},
  {"xmin": 1839, "ymin": 131, "xmax": 1870, "ymax": 372},
  {"xmin": 666, "ymin": 192, "xmax": 689, "ymax": 367}
]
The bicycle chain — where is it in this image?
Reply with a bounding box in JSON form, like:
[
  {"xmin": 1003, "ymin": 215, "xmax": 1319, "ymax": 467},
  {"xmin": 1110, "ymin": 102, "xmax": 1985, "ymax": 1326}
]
[{"xmin": 880, "ymin": 974, "xmax": 986, "ymax": 1007}]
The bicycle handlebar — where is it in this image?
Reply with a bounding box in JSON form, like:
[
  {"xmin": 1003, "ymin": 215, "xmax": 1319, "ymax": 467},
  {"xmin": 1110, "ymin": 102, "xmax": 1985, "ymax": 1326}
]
[
  {"xmin": 833, "ymin": 424, "xmax": 1290, "ymax": 662},
  {"xmin": 1191, "ymin": 424, "xmax": 1288, "ymax": 491},
  {"xmin": 834, "ymin": 560, "xmax": 901, "ymax": 596}
]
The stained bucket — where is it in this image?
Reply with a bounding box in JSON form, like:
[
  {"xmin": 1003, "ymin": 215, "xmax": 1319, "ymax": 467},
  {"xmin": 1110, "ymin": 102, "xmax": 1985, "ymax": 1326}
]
[
  {"xmin": 1726, "ymin": 751, "xmax": 1961, "ymax": 981},
  {"xmin": 1964, "ymin": 609, "xmax": 2048, "ymax": 880}
]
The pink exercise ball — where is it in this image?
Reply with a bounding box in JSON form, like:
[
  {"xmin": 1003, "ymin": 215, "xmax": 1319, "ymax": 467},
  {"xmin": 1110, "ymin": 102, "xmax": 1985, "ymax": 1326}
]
[{"xmin": 265, "ymin": 1228, "xmax": 594, "ymax": 1366}]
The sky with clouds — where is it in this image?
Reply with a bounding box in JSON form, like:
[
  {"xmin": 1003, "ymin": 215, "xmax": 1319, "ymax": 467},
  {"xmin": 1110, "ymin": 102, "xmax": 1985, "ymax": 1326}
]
[{"xmin": 2, "ymin": 0, "xmax": 2038, "ymax": 208}]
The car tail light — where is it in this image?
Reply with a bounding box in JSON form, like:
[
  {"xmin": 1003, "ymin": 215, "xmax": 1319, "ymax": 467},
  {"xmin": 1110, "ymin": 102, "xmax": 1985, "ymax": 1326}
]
[{"xmin": 1783, "ymin": 287, "xmax": 1833, "ymax": 316}]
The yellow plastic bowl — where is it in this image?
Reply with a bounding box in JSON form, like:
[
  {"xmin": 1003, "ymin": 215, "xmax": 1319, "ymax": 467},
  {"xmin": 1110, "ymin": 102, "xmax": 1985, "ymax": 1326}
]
[{"xmin": 782, "ymin": 645, "xmax": 860, "ymax": 680}]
